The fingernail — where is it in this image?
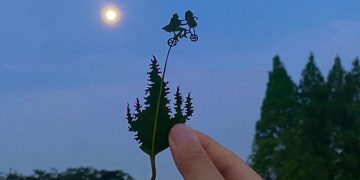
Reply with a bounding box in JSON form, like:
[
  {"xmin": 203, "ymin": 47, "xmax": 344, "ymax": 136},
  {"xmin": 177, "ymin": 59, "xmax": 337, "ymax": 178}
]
[{"xmin": 169, "ymin": 124, "xmax": 197, "ymax": 147}]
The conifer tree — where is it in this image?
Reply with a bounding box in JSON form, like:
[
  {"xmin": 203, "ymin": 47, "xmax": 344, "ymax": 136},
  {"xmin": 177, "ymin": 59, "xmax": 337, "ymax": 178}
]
[
  {"xmin": 295, "ymin": 53, "xmax": 330, "ymax": 179},
  {"xmin": 326, "ymin": 56, "xmax": 347, "ymax": 179},
  {"xmin": 250, "ymin": 54, "xmax": 360, "ymax": 179},
  {"xmin": 340, "ymin": 58, "xmax": 360, "ymax": 179},
  {"xmin": 250, "ymin": 56, "xmax": 298, "ymax": 179}
]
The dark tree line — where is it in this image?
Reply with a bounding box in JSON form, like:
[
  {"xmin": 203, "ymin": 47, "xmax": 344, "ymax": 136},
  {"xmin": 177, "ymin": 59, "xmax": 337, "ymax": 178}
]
[
  {"xmin": 250, "ymin": 54, "xmax": 360, "ymax": 180},
  {"xmin": 0, "ymin": 167, "xmax": 133, "ymax": 180}
]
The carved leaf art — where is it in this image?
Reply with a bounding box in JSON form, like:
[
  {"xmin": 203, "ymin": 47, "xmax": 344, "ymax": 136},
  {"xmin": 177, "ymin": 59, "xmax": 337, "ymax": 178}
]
[{"xmin": 126, "ymin": 57, "xmax": 193, "ymax": 179}]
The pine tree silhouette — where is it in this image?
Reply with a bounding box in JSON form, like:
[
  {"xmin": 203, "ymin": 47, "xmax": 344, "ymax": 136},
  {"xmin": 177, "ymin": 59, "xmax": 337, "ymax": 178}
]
[
  {"xmin": 250, "ymin": 54, "xmax": 360, "ymax": 180},
  {"xmin": 173, "ymin": 86, "xmax": 186, "ymax": 123},
  {"xmin": 296, "ymin": 53, "xmax": 331, "ymax": 179},
  {"xmin": 185, "ymin": 93, "xmax": 194, "ymax": 120},
  {"xmin": 326, "ymin": 56, "xmax": 346, "ymax": 178},
  {"xmin": 126, "ymin": 56, "xmax": 193, "ymax": 156},
  {"xmin": 338, "ymin": 58, "xmax": 360, "ymax": 179},
  {"xmin": 250, "ymin": 55, "xmax": 298, "ymax": 180}
]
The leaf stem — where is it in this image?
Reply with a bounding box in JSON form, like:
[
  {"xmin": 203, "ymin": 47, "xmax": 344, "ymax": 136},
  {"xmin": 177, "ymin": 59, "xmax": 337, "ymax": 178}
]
[
  {"xmin": 150, "ymin": 155, "xmax": 156, "ymax": 180},
  {"xmin": 150, "ymin": 46, "xmax": 172, "ymax": 180}
]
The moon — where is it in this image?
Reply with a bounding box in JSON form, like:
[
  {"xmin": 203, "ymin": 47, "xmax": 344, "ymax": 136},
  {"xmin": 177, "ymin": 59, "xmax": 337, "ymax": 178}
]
[
  {"xmin": 106, "ymin": 10, "xmax": 117, "ymax": 21},
  {"xmin": 101, "ymin": 5, "xmax": 121, "ymax": 26}
]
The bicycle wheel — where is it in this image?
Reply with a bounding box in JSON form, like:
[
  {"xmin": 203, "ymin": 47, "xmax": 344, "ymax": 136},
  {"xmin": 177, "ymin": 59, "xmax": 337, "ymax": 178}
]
[
  {"xmin": 167, "ymin": 38, "xmax": 177, "ymax": 47},
  {"xmin": 190, "ymin": 34, "xmax": 198, "ymax": 42}
]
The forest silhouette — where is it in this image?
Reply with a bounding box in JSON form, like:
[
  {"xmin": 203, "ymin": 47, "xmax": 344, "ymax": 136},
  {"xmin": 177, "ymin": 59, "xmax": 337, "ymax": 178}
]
[
  {"xmin": 250, "ymin": 54, "xmax": 360, "ymax": 180},
  {"xmin": 0, "ymin": 167, "xmax": 133, "ymax": 180}
]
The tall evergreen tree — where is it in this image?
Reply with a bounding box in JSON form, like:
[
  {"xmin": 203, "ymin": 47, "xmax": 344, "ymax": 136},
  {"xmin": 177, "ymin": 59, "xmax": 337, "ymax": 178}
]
[
  {"xmin": 295, "ymin": 53, "xmax": 330, "ymax": 179},
  {"xmin": 250, "ymin": 54, "xmax": 360, "ymax": 179},
  {"xmin": 250, "ymin": 56, "xmax": 298, "ymax": 179},
  {"xmin": 339, "ymin": 58, "xmax": 360, "ymax": 179},
  {"xmin": 326, "ymin": 56, "xmax": 347, "ymax": 179}
]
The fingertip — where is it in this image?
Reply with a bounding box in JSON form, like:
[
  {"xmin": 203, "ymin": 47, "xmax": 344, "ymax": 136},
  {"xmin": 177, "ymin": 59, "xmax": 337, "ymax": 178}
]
[
  {"xmin": 169, "ymin": 124, "xmax": 224, "ymax": 180},
  {"xmin": 169, "ymin": 124, "xmax": 198, "ymax": 148}
]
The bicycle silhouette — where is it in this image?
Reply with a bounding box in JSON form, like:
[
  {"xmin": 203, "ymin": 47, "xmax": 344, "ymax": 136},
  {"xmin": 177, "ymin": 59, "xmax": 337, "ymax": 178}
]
[{"xmin": 162, "ymin": 11, "xmax": 199, "ymax": 47}]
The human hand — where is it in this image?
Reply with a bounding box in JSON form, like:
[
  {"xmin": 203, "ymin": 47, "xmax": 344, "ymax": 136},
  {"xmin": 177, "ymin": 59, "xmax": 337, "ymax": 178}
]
[{"xmin": 168, "ymin": 124, "xmax": 262, "ymax": 180}]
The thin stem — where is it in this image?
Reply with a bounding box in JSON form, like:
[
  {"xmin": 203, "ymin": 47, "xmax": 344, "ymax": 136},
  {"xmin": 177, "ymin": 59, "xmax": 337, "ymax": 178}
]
[
  {"xmin": 150, "ymin": 155, "xmax": 156, "ymax": 180},
  {"xmin": 161, "ymin": 46, "xmax": 172, "ymax": 80},
  {"xmin": 150, "ymin": 46, "xmax": 172, "ymax": 180}
]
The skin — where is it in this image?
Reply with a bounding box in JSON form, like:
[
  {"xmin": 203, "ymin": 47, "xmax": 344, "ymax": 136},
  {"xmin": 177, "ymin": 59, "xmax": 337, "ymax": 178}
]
[{"xmin": 169, "ymin": 124, "xmax": 262, "ymax": 180}]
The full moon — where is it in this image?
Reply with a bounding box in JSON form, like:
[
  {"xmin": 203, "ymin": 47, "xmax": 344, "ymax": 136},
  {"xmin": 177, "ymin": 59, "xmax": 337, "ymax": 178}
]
[
  {"xmin": 106, "ymin": 10, "xmax": 117, "ymax": 21},
  {"xmin": 101, "ymin": 5, "xmax": 121, "ymax": 26}
]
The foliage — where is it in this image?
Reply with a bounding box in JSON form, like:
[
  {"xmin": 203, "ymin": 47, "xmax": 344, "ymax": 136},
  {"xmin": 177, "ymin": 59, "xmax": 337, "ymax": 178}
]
[
  {"xmin": 126, "ymin": 56, "xmax": 193, "ymax": 179},
  {"xmin": 339, "ymin": 58, "xmax": 360, "ymax": 179},
  {"xmin": 250, "ymin": 54, "xmax": 360, "ymax": 180},
  {"xmin": 294, "ymin": 54, "xmax": 331, "ymax": 180},
  {"xmin": 0, "ymin": 167, "xmax": 133, "ymax": 180},
  {"xmin": 249, "ymin": 55, "xmax": 298, "ymax": 180}
]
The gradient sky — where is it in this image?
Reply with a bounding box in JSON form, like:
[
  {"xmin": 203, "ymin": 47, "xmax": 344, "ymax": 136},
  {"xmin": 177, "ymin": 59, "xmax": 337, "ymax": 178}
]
[{"xmin": 0, "ymin": 0, "xmax": 359, "ymax": 179}]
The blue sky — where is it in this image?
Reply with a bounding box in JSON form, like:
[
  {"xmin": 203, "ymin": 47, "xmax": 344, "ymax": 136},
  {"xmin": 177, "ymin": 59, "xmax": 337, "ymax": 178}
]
[{"xmin": 0, "ymin": 0, "xmax": 359, "ymax": 179}]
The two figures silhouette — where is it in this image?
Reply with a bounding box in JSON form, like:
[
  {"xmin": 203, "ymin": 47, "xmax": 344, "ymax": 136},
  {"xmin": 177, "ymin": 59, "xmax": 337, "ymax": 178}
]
[{"xmin": 162, "ymin": 10, "xmax": 198, "ymax": 47}]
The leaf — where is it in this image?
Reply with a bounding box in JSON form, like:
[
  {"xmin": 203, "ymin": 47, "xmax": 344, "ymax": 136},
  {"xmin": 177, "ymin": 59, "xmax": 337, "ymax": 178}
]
[
  {"xmin": 126, "ymin": 11, "xmax": 199, "ymax": 179},
  {"xmin": 127, "ymin": 56, "xmax": 193, "ymax": 155},
  {"xmin": 126, "ymin": 56, "xmax": 194, "ymax": 179}
]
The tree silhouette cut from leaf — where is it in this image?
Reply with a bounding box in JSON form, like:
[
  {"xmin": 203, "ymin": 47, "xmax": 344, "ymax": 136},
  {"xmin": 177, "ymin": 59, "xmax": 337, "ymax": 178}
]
[{"xmin": 126, "ymin": 56, "xmax": 193, "ymax": 178}]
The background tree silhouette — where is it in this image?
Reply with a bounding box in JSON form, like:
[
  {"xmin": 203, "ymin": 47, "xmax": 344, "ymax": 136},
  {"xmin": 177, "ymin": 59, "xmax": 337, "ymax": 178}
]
[
  {"xmin": 326, "ymin": 56, "xmax": 347, "ymax": 179},
  {"xmin": 294, "ymin": 53, "xmax": 331, "ymax": 179},
  {"xmin": 250, "ymin": 54, "xmax": 360, "ymax": 180},
  {"xmin": 1, "ymin": 167, "xmax": 133, "ymax": 180},
  {"xmin": 340, "ymin": 58, "xmax": 360, "ymax": 179},
  {"xmin": 250, "ymin": 55, "xmax": 298, "ymax": 180}
]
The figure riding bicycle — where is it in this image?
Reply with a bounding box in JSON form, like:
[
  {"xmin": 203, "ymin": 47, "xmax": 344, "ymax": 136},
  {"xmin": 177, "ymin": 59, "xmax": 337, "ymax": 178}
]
[{"xmin": 162, "ymin": 10, "xmax": 199, "ymax": 47}]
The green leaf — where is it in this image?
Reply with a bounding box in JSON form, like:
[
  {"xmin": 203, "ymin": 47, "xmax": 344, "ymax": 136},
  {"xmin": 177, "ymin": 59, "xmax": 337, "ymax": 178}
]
[{"xmin": 126, "ymin": 56, "xmax": 193, "ymax": 178}]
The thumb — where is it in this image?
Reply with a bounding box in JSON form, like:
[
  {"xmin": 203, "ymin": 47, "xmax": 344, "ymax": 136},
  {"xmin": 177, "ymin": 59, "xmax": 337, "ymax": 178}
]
[{"xmin": 169, "ymin": 124, "xmax": 224, "ymax": 180}]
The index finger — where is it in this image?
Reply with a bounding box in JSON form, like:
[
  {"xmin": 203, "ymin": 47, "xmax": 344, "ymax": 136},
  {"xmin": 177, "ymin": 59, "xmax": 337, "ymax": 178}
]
[
  {"xmin": 169, "ymin": 124, "xmax": 225, "ymax": 180},
  {"xmin": 192, "ymin": 129, "xmax": 262, "ymax": 180}
]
